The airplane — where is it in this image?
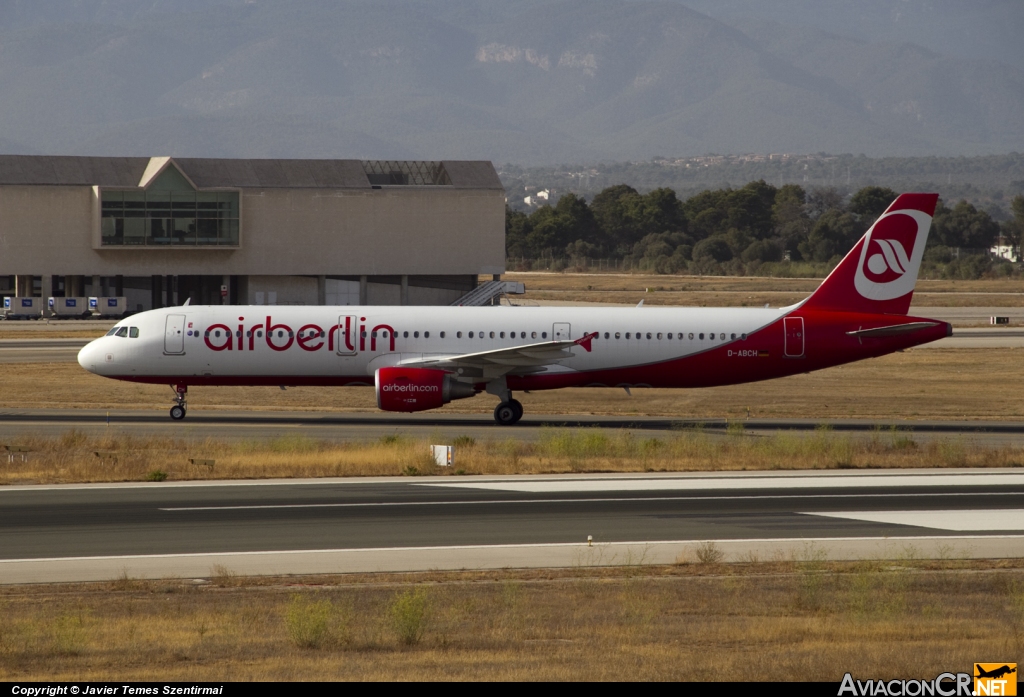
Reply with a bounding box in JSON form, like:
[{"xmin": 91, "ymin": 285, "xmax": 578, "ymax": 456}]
[
  {"xmin": 77, "ymin": 193, "xmax": 950, "ymax": 425},
  {"xmin": 975, "ymin": 665, "xmax": 1016, "ymax": 680}
]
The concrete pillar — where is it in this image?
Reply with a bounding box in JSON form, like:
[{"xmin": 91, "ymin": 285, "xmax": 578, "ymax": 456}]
[
  {"xmin": 165, "ymin": 275, "xmax": 174, "ymax": 306},
  {"xmin": 91, "ymin": 275, "xmax": 101, "ymax": 297},
  {"xmin": 14, "ymin": 275, "xmax": 30, "ymax": 296},
  {"xmin": 222, "ymin": 274, "xmax": 230, "ymax": 305},
  {"xmin": 151, "ymin": 275, "xmax": 162, "ymax": 310},
  {"xmin": 400, "ymin": 275, "xmax": 409, "ymax": 305},
  {"xmin": 317, "ymin": 275, "xmax": 326, "ymax": 305},
  {"xmin": 359, "ymin": 275, "xmax": 368, "ymax": 305},
  {"xmin": 40, "ymin": 276, "xmax": 51, "ymax": 317}
]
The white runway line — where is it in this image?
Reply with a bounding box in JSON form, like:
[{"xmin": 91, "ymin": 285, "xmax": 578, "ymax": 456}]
[
  {"xmin": 804, "ymin": 509, "xmax": 1024, "ymax": 531},
  {"xmin": 422, "ymin": 473, "xmax": 1024, "ymax": 493}
]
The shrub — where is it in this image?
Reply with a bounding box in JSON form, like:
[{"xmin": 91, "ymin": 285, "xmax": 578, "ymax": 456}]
[
  {"xmin": 390, "ymin": 588, "xmax": 429, "ymax": 645},
  {"xmin": 285, "ymin": 595, "xmax": 336, "ymax": 649}
]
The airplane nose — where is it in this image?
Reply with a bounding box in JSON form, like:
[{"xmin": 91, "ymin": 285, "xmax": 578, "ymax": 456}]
[{"xmin": 77, "ymin": 339, "xmax": 104, "ymax": 374}]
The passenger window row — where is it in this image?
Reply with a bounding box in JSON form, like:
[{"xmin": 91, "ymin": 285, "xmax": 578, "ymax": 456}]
[
  {"xmin": 195, "ymin": 327, "xmax": 745, "ymax": 344},
  {"xmin": 600, "ymin": 331, "xmax": 745, "ymax": 341}
]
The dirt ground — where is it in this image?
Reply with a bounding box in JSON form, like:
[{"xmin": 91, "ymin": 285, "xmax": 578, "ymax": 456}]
[
  {"xmin": 506, "ymin": 273, "xmax": 1024, "ymax": 308},
  {"xmin": 1, "ymin": 561, "xmax": 1021, "ymax": 681}
]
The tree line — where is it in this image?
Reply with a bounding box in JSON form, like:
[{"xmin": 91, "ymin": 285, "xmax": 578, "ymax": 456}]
[{"xmin": 506, "ymin": 181, "xmax": 1024, "ymax": 278}]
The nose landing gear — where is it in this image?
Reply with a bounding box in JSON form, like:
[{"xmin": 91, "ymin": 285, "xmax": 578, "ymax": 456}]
[{"xmin": 170, "ymin": 384, "xmax": 188, "ymax": 421}]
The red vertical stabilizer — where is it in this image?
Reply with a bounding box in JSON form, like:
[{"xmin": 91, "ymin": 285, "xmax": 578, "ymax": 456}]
[{"xmin": 800, "ymin": 193, "xmax": 939, "ymax": 315}]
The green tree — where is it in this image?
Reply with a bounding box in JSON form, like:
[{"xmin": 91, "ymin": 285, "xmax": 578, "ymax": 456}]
[
  {"xmin": 1002, "ymin": 194, "xmax": 1024, "ymax": 259},
  {"xmin": 590, "ymin": 184, "xmax": 643, "ymax": 254},
  {"xmin": 799, "ymin": 210, "xmax": 862, "ymax": 262},
  {"xmin": 505, "ymin": 206, "xmax": 533, "ymax": 258},
  {"xmin": 932, "ymin": 200, "xmax": 1000, "ymax": 249},
  {"xmin": 773, "ymin": 184, "xmax": 811, "ymax": 261},
  {"xmin": 692, "ymin": 236, "xmax": 733, "ymax": 263},
  {"xmin": 805, "ymin": 187, "xmax": 844, "ymax": 220},
  {"xmin": 848, "ymin": 186, "xmax": 898, "ymax": 221}
]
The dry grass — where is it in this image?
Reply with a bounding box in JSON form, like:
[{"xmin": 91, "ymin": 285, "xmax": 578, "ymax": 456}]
[
  {"xmin": 1, "ymin": 561, "xmax": 1022, "ymax": 681},
  {"xmin": 507, "ymin": 273, "xmax": 1024, "ymax": 308},
  {"xmin": 1, "ymin": 426, "xmax": 1020, "ymax": 484},
  {"xmin": 3, "ymin": 347, "xmax": 1024, "ymax": 421}
]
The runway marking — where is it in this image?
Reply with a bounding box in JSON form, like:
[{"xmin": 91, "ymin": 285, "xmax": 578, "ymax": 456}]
[
  {"xmin": 3, "ymin": 470, "xmax": 1024, "ymax": 493},
  {"xmin": 160, "ymin": 491, "xmax": 1024, "ymax": 511},
  {"xmin": 421, "ymin": 473, "xmax": 1024, "ymax": 493},
  {"xmin": 805, "ymin": 509, "xmax": 1024, "ymax": 531},
  {"xmin": 6, "ymin": 534, "xmax": 1024, "ymax": 565}
]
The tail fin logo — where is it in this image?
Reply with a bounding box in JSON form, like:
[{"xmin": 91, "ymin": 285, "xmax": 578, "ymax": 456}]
[
  {"xmin": 854, "ymin": 210, "xmax": 931, "ymax": 301},
  {"xmin": 866, "ymin": 237, "xmax": 910, "ymax": 281}
]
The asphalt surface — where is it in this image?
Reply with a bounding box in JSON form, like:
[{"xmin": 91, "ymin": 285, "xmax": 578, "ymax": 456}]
[
  {"xmin": 3, "ymin": 471, "xmax": 1024, "ymax": 559},
  {"xmin": 2, "ymin": 471, "xmax": 1023, "ymax": 582},
  {"xmin": 7, "ymin": 409, "xmax": 1024, "ymax": 445}
]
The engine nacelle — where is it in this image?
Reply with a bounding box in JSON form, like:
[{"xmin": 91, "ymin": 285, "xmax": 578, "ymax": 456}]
[{"xmin": 375, "ymin": 367, "xmax": 477, "ymax": 413}]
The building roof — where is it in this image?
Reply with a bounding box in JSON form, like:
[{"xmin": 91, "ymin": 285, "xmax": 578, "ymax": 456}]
[{"xmin": 0, "ymin": 156, "xmax": 504, "ymax": 190}]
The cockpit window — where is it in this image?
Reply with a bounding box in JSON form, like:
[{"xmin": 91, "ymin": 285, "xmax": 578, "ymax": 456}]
[
  {"xmin": 106, "ymin": 328, "xmax": 118, "ymax": 336},
  {"xmin": 114, "ymin": 327, "xmax": 128, "ymax": 337},
  {"xmin": 129, "ymin": 327, "xmax": 139, "ymax": 338}
]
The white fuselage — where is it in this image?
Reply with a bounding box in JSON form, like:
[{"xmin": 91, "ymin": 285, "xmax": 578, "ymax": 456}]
[{"xmin": 78, "ymin": 304, "xmax": 789, "ymax": 383}]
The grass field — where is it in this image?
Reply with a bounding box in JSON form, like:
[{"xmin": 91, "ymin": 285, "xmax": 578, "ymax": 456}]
[
  {"xmin": 1, "ymin": 347, "xmax": 1021, "ymax": 421},
  {"xmin": 1, "ymin": 561, "xmax": 1021, "ymax": 681},
  {"xmin": 2, "ymin": 423, "xmax": 1019, "ymax": 484}
]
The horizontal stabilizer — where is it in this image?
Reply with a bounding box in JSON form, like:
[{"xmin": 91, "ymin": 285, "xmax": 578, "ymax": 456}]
[{"xmin": 845, "ymin": 322, "xmax": 943, "ymax": 338}]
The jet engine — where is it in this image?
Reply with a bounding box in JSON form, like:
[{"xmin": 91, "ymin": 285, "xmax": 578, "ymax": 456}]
[{"xmin": 375, "ymin": 366, "xmax": 477, "ymax": 413}]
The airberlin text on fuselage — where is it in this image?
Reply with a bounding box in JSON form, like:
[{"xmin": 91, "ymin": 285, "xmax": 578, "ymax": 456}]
[
  {"xmin": 201, "ymin": 316, "xmax": 395, "ymax": 354},
  {"xmin": 381, "ymin": 383, "xmax": 439, "ymax": 393}
]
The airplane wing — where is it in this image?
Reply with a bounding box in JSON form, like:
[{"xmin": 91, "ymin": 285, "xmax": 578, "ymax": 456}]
[{"xmin": 398, "ymin": 333, "xmax": 597, "ymax": 374}]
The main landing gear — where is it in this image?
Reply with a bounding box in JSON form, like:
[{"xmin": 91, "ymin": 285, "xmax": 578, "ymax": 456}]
[
  {"xmin": 493, "ymin": 398, "xmax": 523, "ymax": 426},
  {"xmin": 170, "ymin": 384, "xmax": 187, "ymax": 421}
]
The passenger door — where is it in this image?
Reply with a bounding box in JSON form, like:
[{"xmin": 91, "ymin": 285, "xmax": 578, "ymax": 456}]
[
  {"xmin": 784, "ymin": 317, "xmax": 804, "ymax": 358},
  {"xmin": 164, "ymin": 314, "xmax": 186, "ymax": 355},
  {"xmin": 336, "ymin": 315, "xmax": 358, "ymax": 355},
  {"xmin": 553, "ymin": 322, "xmax": 571, "ymax": 341}
]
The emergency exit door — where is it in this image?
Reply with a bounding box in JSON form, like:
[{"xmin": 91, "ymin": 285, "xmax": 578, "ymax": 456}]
[
  {"xmin": 784, "ymin": 316, "xmax": 804, "ymax": 358},
  {"xmin": 553, "ymin": 323, "xmax": 571, "ymax": 340}
]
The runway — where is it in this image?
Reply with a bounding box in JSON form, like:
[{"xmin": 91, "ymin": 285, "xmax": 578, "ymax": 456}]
[{"xmin": 2, "ymin": 470, "xmax": 1024, "ymax": 583}]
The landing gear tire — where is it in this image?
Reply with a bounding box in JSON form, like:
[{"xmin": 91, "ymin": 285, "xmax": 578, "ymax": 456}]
[
  {"xmin": 170, "ymin": 404, "xmax": 186, "ymax": 421},
  {"xmin": 494, "ymin": 400, "xmax": 523, "ymax": 426}
]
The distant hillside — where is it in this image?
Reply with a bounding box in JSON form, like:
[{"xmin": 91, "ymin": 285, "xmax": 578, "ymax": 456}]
[
  {"xmin": 0, "ymin": 0, "xmax": 1021, "ymax": 163},
  {"xmin": 677, "ymin": 0, "xmax": 1024, "ymax": 71},
  {"xmin": 501, "ymin": 153, "xmax": 1024, "ymax": 218}
]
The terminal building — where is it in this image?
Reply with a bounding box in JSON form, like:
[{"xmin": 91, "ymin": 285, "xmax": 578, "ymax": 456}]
[{"xmin": 0, "ymin": 155, "xmax": 506, "ymax": 313}]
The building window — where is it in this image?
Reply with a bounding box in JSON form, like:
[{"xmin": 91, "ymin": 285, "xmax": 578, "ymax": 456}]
[
  {"xmin": 101, "ymin": 167, "xmax": 239, "ymax": 247},
  {"xmin": 362, "ymin": 160, "xmax": 452, "ymax": 186}
]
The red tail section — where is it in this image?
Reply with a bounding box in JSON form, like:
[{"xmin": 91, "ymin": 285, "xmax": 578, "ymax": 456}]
[{"xmin": 801, "ymin": 193, "xmax": 939, "ymax": 315}]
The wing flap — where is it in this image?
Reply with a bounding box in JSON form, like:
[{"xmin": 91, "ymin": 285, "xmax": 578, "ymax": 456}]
[{"xmin": 398, "ymin": 336, "xmax": 592, "ymax": 371}]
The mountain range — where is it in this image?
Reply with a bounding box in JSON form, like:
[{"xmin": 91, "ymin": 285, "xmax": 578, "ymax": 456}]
[{"xmin": 0, "ymin": 0, "xmax": 1020, "ymax": 164}]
